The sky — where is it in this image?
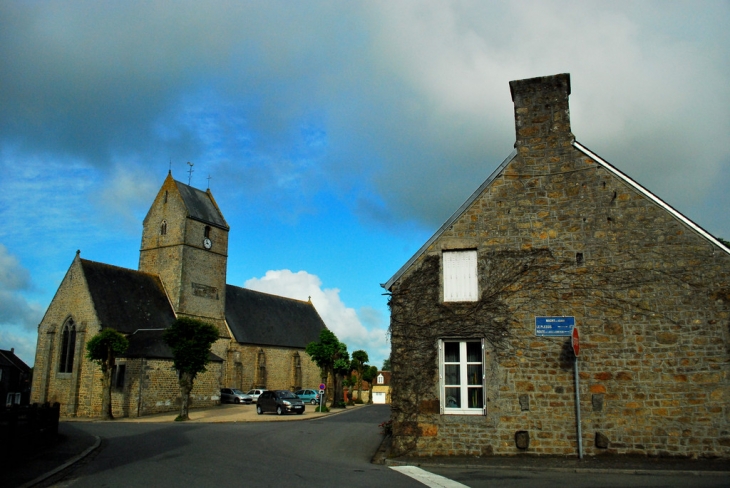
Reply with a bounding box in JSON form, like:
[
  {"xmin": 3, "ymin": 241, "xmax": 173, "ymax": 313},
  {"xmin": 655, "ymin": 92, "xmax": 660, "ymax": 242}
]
[{"xmin": 1, "ymin": 1, "xmax": 729, "ymax": 369}]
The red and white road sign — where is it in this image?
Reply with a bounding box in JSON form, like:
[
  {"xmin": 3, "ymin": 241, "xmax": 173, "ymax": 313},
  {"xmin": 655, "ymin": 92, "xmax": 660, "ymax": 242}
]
[{"xmin": 572, "ymin": 326, "xmax": 580, "ymax": 357}]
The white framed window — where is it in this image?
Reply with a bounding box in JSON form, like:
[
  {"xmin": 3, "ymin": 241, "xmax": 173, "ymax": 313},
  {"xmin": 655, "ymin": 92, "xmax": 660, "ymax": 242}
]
[
  {"xmin": 439, "ymin": 339, "xmax": 485, "ymax": 415},
  {"xmin": 377, "ymin": 374, "xmax": 384, "ymax": 385},
  {"xmin": 443, "ymin": 250, "xmax": 478, "ymax": 302}
]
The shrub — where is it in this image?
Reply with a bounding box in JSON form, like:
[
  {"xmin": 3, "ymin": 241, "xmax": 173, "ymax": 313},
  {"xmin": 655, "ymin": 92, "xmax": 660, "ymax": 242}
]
[{"xmin": 379, "ymin": 420, "xmax": 393, "ymax": 436}]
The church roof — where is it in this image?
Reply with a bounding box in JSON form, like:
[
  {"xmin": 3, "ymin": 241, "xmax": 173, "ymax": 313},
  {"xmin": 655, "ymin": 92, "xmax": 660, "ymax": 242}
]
[
  {"xmin": 225, "ymin": 286, "xmax": 326, "ymax": 349},
  {"xmin": 174, "ymin": 179, "xmax": 229, "ymax": 230},
  {"xmin": 123, "ymin": 329, "xmax": 223, "ymax": 362},
  {"xmin": 80, "ymin": 259, "xmax": 177, "ymax": 334}
]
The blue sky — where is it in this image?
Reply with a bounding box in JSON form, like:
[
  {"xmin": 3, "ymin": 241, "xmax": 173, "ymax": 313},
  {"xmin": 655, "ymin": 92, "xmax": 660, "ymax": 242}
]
[{"xmin": 1, "ymin": 1, "xmax": 729, "ymax": 368}]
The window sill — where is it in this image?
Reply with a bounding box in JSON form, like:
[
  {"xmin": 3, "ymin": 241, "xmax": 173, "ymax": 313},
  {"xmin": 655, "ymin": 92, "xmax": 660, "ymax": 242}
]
[{"xmin": 443, "ymin": 409, "xmax": 485, "ymax": 416}]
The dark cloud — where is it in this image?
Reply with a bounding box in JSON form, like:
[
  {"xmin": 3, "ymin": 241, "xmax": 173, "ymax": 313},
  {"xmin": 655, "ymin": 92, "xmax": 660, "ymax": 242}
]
[{"xmin": 1, "ymin": 1, "xmax": 728, "ymax": 236}]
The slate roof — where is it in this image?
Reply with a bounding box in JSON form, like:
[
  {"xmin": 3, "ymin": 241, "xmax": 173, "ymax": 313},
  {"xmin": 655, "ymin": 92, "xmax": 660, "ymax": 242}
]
[
  {"xmin": 123, "ymin": 329, "xmax": 223, "ymax": 362},
  {"xmin": 0, "ymin": 349, "xmax": 31, "ymax": 375},
  {"xmin": 80, "ymin": 259, "xmax": 177, "ymax": 334},
  {"xmin": 225, "ymin": 286, "xmax": 326, "ymax": 349},
  {"xmin": 174, "ymin": 179, "xmax": 228, "ymax": 230}
]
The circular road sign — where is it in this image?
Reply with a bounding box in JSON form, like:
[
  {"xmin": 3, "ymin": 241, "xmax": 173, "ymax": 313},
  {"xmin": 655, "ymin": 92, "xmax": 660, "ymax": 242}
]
[
  {"xmin": 319, "ymin": 383, "xmax": 326, "ymax": 390},
  {"xmin": 572, "ymin": 326, "xmax": 580, "ymax": 357}
]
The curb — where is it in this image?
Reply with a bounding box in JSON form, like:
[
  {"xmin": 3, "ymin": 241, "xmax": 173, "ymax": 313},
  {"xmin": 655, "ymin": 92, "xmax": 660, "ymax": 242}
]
[
  {"xmin": 382, "ymin": 458, "xmax": 730, "ymax": 477},
  {"xmin": 18, "ymin": 436, "xmax": 101, "ymax": 488}
]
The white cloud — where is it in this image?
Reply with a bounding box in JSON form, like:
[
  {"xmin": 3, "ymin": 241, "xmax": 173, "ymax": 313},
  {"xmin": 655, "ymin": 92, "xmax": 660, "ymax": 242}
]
[
  {"xmin": 0, "ymin": 244, "xmax": 43, "ymax": 365},
  {"xmin": 0, "ymin": 244, "xmax": 43, "ymax": 330},
  {"xmin": 0, "ymin": 328, "xmax": 37, "ymax": 367},
  {"xmin": 244, "ymin": 269, "xmax": 390, "ymax": 366}
]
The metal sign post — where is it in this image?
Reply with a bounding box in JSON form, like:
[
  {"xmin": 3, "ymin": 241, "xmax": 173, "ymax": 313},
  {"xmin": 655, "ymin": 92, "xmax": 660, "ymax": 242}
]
[
  {"xmin": 319, "ymin": 383, "xmax": 326, "ymax": 411},
  {"xmin": 572, "ymin": 326, "xmax": 583, "ymax": 460}
]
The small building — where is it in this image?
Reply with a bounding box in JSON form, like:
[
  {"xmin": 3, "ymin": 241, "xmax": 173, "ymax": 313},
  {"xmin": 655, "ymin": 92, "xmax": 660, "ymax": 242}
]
[
  {"xmin": 384, "ymin": 74, "xmax": 730, "ymax": 458},
  {"xmin": 0, "ymin": 348, "xmax": 32, "ymax": 407},
  {"xmin": 371, "ymin": 371, "xmax": 391, "ymax": 405},
  {"xmin": 31, "ymin": 173, "xmax": 326, "ymax": 418}
]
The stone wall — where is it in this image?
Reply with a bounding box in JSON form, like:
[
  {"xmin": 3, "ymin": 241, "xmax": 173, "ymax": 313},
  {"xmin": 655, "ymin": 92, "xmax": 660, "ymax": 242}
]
[
  {"xmin": 388, "ymin": 74, "xmax": 730, "ymax": 459},
  {"xmin": 30, "ymin": 256, "xmax": 97, "ymax": 417},
  {"xmin": 224, "ymin": 343, "xmax": 323, "ymax": 392}
]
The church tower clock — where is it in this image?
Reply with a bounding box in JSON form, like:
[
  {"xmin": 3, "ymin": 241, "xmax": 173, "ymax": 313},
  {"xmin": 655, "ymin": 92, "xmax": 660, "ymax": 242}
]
[{"xmin": 138, "ymin": 172, "xmax": 230, "ymax": 333}]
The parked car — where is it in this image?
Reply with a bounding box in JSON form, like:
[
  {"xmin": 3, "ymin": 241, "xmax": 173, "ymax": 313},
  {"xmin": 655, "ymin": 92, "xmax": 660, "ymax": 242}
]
[
  {"xmin": 245, "ymin": 388, "xmax": 267, "ymax": 401},
  {"xmin": 220, "ymin": 388, "xmax": 253, "ymax": 404},
  {"xmin": 256, "ymin": 390, "xmax": 305, "ymax": 415},
  {"xmin": 294, "ymin": 389, "xmax": 321, "ymax": 405}
]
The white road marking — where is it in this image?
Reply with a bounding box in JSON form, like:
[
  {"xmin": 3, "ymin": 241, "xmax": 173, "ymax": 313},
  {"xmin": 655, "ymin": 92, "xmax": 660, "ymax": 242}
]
[{"xmin": 390, "ymin": 466, "xmax": 471, "ymax": 488}]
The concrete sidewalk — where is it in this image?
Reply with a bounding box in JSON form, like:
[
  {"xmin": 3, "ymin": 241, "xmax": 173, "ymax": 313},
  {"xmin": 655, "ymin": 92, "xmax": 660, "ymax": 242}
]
[{"xmin": 111, "ymin": 402, "xmax": 339, "ymax": 423}]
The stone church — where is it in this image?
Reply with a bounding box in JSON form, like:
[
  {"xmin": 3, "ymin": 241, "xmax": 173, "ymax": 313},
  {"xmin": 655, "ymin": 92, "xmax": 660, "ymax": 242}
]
[
  {"xmin": 31, "ymin": 173, "xmax": 326, "ymax": 418},
  {"xmin": 385, "ymin": 74, "xmax": 730, "ymax": 459}
]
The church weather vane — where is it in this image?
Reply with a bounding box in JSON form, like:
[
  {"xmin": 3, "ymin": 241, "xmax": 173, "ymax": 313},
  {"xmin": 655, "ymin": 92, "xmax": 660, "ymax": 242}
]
[
  {"xmin": 187, "ymin": 162, "xmax": 194, "ymax": 185},
  {"xmin": 207, "ymin": 174, "xmax": 211, "ymax": 190}
]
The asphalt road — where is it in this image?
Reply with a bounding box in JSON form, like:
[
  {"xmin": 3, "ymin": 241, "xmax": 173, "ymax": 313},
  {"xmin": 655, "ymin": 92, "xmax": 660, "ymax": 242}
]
[
  {"xmin": 42, "ymin": 404, "xmax": 425, "ymax": 488},
  {"xmin": 36, "ymin": 405, "xmax": 729, "ymax": 488}
]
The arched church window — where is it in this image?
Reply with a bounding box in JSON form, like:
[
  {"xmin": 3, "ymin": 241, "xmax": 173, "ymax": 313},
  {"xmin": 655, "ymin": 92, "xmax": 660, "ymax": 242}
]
[
  {"xmin": 160, "ymin": 220, "xmax": 167, "ymax": 235},
  {"xmin": 59, "ymin": 318, "xmax": 76, "ymax": 373},
  {"xmin": 255, "ymin": 349, "xmax": 266, "ymax": 388},
  {"xmin": 204, "ymin": 226, "xmax": 211, "ymax": 239},
  {"xmin": 291, "ymin": 352, "xmax": 302, "ymax": 391}
]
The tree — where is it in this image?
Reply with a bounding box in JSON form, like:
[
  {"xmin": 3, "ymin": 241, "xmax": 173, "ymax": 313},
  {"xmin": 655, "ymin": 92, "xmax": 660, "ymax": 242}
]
[
  {"xmin": 163, "ymin": 317, "xmax": 220, "ymax": 421},
  {"xmin": 86, "ymin": 328, "xmax": 129, "ymax": 420},
  {"xmin": 350, "ymin": 350, "xmax": 369, "ymax": 402},
  {"xmin": 362, "ymin": 365, "xmax": 378, "ymax": 404},
  {"xmin": 381, "ymin": 358, "xmax": 391, "ymax": 371},
  {"xmin": 306, "ymin": 329, "xmax": 349, "ymax": 408}
]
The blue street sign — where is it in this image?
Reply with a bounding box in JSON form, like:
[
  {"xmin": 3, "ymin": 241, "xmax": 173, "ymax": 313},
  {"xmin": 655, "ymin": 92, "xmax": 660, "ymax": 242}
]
[{"xmin": 535, "ymin": 316, "xmax": 575, "ymax": 336}]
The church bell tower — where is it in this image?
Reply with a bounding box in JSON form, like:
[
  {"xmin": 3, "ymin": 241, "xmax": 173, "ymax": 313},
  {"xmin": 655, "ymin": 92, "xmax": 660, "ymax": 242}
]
[{"xmin": 138, "ymin": 172, "xmax": 230, "ymax": 331}]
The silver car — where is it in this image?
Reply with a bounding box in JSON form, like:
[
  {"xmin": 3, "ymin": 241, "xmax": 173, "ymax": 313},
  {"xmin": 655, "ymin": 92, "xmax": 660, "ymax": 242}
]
[
  {"xmin": 245, "ymin": 388, "xmax": 267, "ymax": 401},
  {"xmin": 220, "ymin": 388, "xmax": 252, "ymax": 404}
]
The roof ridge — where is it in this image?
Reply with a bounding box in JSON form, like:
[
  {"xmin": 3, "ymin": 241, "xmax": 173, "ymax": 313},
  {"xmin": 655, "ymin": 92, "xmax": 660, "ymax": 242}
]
[
  {"xmin": 226, "ymin": 284, "xmax": 312, "ymax": 305},
  {"xmin": 79, "ymin": 258, "xmax": 164, "ymax": 280}
]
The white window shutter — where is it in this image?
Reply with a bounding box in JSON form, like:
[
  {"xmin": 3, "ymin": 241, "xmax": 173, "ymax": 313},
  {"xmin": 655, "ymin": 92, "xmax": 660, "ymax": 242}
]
[{"xmin": 443, "ymin": 250, "xmax": 478, "ymax": 301}]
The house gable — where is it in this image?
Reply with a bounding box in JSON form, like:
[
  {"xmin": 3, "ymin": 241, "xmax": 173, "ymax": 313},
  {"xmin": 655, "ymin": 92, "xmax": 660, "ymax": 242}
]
[{"xmin": 386, "ymin": 73, "xmax": 730, "ymax": 459}]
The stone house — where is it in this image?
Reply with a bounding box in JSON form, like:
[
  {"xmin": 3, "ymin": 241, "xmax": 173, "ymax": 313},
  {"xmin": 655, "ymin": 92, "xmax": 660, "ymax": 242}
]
[
  {"xmin": 30, "ymin": 173, "xmax": 326, "ymax": 418},
  {"xmin": 383, "ymin": 74, "xmax": 730, "ymax": 458},
  {"xmin": 0, "ymin": 348, "xmax": 32, "ymax": 407},
  {"xmin": 371, "ymin": 371, "xmax": 391, "ymax": 405}
]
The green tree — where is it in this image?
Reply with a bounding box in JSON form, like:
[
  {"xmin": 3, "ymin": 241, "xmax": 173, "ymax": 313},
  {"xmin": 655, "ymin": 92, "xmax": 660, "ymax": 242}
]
[
  {"xmin": 350, "ymin": 350, "xmax": 369, "ymax": 402},
  {"xmin": 306, "ymin": 329, "xmax": 349, "ymax": 408},
  {"xmin": 163, "ymin": 317, "xmax": 220, "ymax": 421},
  {"xmin": 85, "ymin": 328, "xmax": 129, "ymax": 420},
  {"xmin": 362, "ymin": 365, "xmax": 378, "ymax": 405},
  {"xmin": 382, "ymin": 358, "xmax": 391, "ymax": 371}
]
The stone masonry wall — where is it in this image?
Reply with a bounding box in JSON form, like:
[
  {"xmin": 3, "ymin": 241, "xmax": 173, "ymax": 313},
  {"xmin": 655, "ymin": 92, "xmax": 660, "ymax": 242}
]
[
  {"xmin": 31, "ymin": 255, "xmax": 98, "ymax": 417},
  {"xmin": 224, "ymin": 343, "xmax": 323, "ymax": 392},
  {"xmin": 388, "ymin": 74, "xmax": 730, "ymax": 459}
]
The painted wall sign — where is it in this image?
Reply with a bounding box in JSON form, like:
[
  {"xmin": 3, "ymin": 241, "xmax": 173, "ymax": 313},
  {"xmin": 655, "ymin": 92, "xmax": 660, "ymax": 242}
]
[{"xmin": 535, "ymin": 316, "xmax": 575, "ymax": 336}]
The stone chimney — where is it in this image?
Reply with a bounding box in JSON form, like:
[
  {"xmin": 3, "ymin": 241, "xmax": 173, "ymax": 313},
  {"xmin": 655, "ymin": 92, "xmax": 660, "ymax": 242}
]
[{"xmin": 509, "ymin": 73, "xmax": 574, "ymax": 155}]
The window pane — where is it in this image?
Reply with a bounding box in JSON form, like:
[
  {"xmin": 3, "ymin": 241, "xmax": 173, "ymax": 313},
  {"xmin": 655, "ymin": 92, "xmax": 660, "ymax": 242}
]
[
  {"xmin": 444, "ymin": 365, "xmax": 460, "ymax": 385},
  {"xmin": 445, "ymin": 387, "xmax": 461, "ymax": 408},
  {"xmin": 444, "ymin": 342, "xmax": 459, "ymax": 363},
  {"xmin": 467, "ymin": 387, "xmax": 483, "ymax": 408},
  {"xmin": 466, "ymin": 342, "xmax": 481, "ymax": 362},
  {"xmin": 467, "ymin": 364, "xmax": 482, "ymax": 385}
]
